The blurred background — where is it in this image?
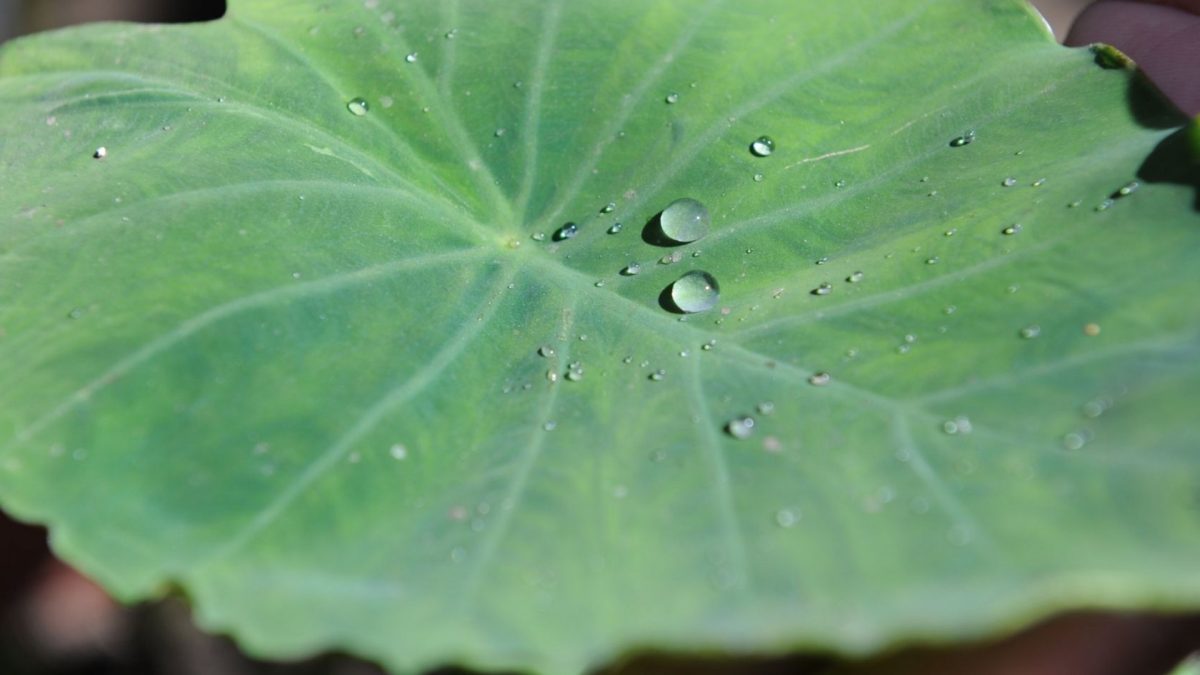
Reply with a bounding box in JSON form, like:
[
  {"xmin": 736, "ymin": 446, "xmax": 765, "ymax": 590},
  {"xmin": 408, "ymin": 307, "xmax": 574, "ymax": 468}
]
[{"xmin": 0, "ymin": 1, "xmax": 1194, "ymax": 674}]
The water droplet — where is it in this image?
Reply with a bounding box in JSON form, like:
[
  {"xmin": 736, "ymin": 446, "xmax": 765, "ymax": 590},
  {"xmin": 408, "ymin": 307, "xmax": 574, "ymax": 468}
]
[
  {"xmin": 565, "ymin": 366, "xmax": 584, "ymax": 382},
  {"xmin": 494, "ymin": 128, "xmax": 506, "ymax": 137},
  {"xmin": 749, "ymin": 136, "xmax": 775, "ymax": 157},
  {"xmin": 92, "ymin": 146, "xmax": 107, "ymax": 159},
  {"xmin": 538, "ymin": 345, "xmax": 556, "ymax": 358},
  {"xmin": 553, "ymin": 222, "xmax": 578, "ymax": 241},
  {"xmin": 669, "ymin": 270, "xmax": 720, "ymax": 313},
  {"xmin": 601, "ymin": 202, "xmax": 616, "ymax": 213},
  {"xmin": 648, "ymin": 369, "xmax": 667, "ymax": 381},
  {"xmin": 1002, "ymin": 224, "xmax": 1022, "ymax": 235},
  {"xmin": 1068, "ymin": 200, "xmax": 1082, "ymax": 208},
  {"xmin": 808, "ymin": 372, "xmax": 831, "ymax": 386},
  {"xmin": 1001, "ymin": 177, "xmax": 1017, "ymax": 187},
  {"xmin": 815, "ymin": 256, "xmax": 829, "ymax": 265},
  {"xmin": 546, "ymin": 369, "xmax": 558, "ymax": 382},
  {"xmin": 925, "ymin": 256, "xmax": 940, "ymax": 265},
  {"xmin": 530, "ymin": 232, "xmax": 546, "ymax": 242},
  {"xmin": 944, "ymin": 305, "xmax": 957, "ymax": 315},
  {"xmin": 949, "ymin": 131, "xmax": 975, "ymax": 147},
  {"xmin": 1032, "ymin": 178, "xmax": 1046, "ymax": 187},
  {"xmin": 1082, "ymin": 399, "xmax": 1109, "ymax": 418},
  {"xmin": 774, "ymin": 508, "xmax": 799, "ymax": 528},
  {"xmin": 1083, "ymin": 322, "xmax": 1101, "ymax": 336},
  {"xmin": 659, "ymin": 197, "xmax": 710, "ymax": 243},
  {"xmin": 756, "ymin": 401, "xmax": 775, "ymax": 415},
  {"xmin": 1117, "ymin": 180, "xmax": 1139, "ymax": 196},
  {"xmin": 665, "ymin": 92, "xmax": 679, "ymax": 104},
  {"xmin": 405, "ymin": 52, "xmax": 418, "ymax": 63},
  {"xmin": 1095, "ymin": 199, "xmax": 1114, "ymax": 211},
  {"xmin": 846, "ymin": 271, "xmax": 864, "ymax": 283},
  {"xmin": 1062, "ymin": 432, "xmax": 1086, "ymax": 450},
  {"xmin": 389, "ymin": 443, "xmax": 408, "ymax": 460},
  {"xmin": 594, "ymin": 280, "xmax": 605, "ymax": 288},
  {"xmin": 1019, "ymin": 324, "xmax": 1041, "ymax": 339},
  {"xmin": 607, "ymin": 222, "xmax": 623, "ymax": 234},
  {"xmin": 811, "ymin": 282, "xmax": 833, "ymax": 296},
  {"xmin": 444, "ymin": 28, "xmax": 458, "ymax": 39},
  {"xmin": 753, "ymin": 173, "xmax": 765, "ymax": 182},
  {"xmin": 543, "ymin": 420, "xmax": 557, "ymax": 431},
  {"xmin": 834, "ymin": 179, "xmax": 846, "ymax": 188},
  {"xmin": 347, "ymin": 97, "xmax": 369, "ymax": 116},
  {"xmin": 942, "ymin": 416, "xmax": 972, "ymax": 435},
  {"xmin": 944, "ymin": 228, "xmax": 957, "ymax": 237},
  {"xmin": 725, "ymin": 416, "xmax": 755, "ymax": 439},
  {"xmin": 621, "ymin": 262, "xmax": 641, "ymax": 276},
  {"xmin": 66, "ymin": 307, "xmax": 84, "ymax": 320}
]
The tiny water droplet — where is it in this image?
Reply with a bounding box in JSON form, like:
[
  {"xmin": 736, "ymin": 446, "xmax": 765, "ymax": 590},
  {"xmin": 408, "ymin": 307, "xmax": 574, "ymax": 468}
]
[
  {"xmin": 1062, "ymin": 432, "xmax": 1086, "ymax": 450},
  {"xmin": 808, "ymin": 372, "xmax": 831, "ymax": 386},
  {"xmin": 949, "ymin": 130, "xmax": 975, "ymax": 147},
  {"xmin": 347, "ymin": 98, "xmax": 369, "ymax": 116},
  {"xmin": 1002, "ymin": 224, "xmax": 1022, "ymax": 235},
  {"xmin": 753, "ymin": 173, "xmax": 765, "ymax": 182},
  {"xmin": 1117, "ymin": 180, "xmax": 1139, "ymax": 196},
  {"xmin": 565, "ymin": 366, "xmax": 584, "ymax": 382},
  {"xmin": 390, "ymin": 443, "xmax": 408, "ymax": 460},
  {"xmin": 1083, "ymin": 322, "xmax": 1101, "ymax": 336},
  {"xmin": 66, "ymin": 307, "xmax": 84, "ymax": 320},
  {"xmin": 1001, "ymin": 177, "xmax": 1017, "ymax": 187},
  {"xmin": 725, "ymin": 416, "xmax": 755, "ymax": 439},
  {"xmin": 815, "ymin": 256, "xmax": 829, "ymax": 265},
  {"xmin": 546, "ymin": 369, "xmax": 558, "ymax": 382},
  {"xmin": 811, "ymin": 282, "xmax": 833, "ymax": 296},
  {"xmin": 444, "ymin": 28, "xmax": 458, "ymax": 39},
  {"xmin": 621, "ymin": 262, "xmax": 641, "ymax": 276},
  {"xmin": 1019, "ymin": 324, "xmax": 1041, "ymax": 339},
  {"xmin": 601, "ymin": 202, "xmax": 616, "ymax": 213},
  {"xmin": 530, "ymin": 232, "xmax": 546, "ymax": 241},
  {"xmin": 1082, "ymin": 399, "xmax": 1109, "ymax": 418},
  {"xmin": 659, "ymin": 197, "xmax": 710, "ymax": 243},
  {"xmin": 648, "ymin": 369, "xmax": 666, "ymax": 381},
  {"xmin": 944, "ymin": 228, "xmax": 957, "ymax": 237},
  {"xmin": 607, "ymin": 222, "xmax": 623, "ymax": 234},
  {"xmin": 1068, "ymin": 200, "xmax": 1082, "ymax": 208},
  {"xmin": 553, "ymin": 222, "xmax": 578, "ymax": 241},
  {"xmin": 846, "ymin": 271, "xmax": 864, "ymax": 283},
  {"xmin": 774, "ymin": 508, "xmax": 799, "ymax": 528},
  {"xmin": 925, "ymin": 256, "xmax": 940, "ymax": 265},
  {"xmin": 543, "ymin": 420, "xmax": 557, "ymax": 431},
  {"xmin": 749, "ymin": 136, "xmax": 775, "ymax": 157},
  {"xmin": 756, "ymin": 401, "xmax": 775, "ymax": 415},
  {"xmin": 669, "ymin": 270, "xmax": 720, "ymax": 313},
  {"xmin": 1032, "ymin": 178, "xmax": 1046, "ymax": 187},
  {"xmin": 594, "ymin": 280, "xmax": 605, "ymax": 287},
  {"xmin": 538, "ymin": 345, "xmax": 556, "ymax": 358},
  {"xmin": 494, "ymin": 128, "xmax": 506, "ymax": 137},
  {"xmin": 405, "ymin": 52, "xmax": 418, "ymax": 63},
  {"xmin": 92, "ymin": 146, "xmax": 107, "ymax": 160},
  {"xmin": 1095, "ymin": 199, "xmax": 1114, "ymax": 211},
  {"xmin": 665, "ymin": 92, "xmax": 679, "ymax": 104},
  {"xmin": 834, "ymin": 179, "xmax": 846, "ymax": 188}
]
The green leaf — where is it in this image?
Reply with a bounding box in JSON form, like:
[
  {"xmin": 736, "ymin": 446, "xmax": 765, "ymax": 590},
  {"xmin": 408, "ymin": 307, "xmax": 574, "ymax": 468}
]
[{"xmin": 1, "ymin": 0, "xmax": 1197, "ymax": 673}]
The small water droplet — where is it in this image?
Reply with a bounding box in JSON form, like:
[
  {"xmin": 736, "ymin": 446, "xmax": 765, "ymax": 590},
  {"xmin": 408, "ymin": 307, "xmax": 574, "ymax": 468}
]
[
  {"xmin": 1096, "ymin": 199, "xmax": 1114, "ymax": 211},
  {"xmin": 553, "ymin": 222, "xmax": 578, "ymax": 241},
  {"xmin": 546, "ymin": 369, "xmax": 558, "ymax": 382},
  {"xmin": 1083, "ymin": 322, "xmax": 1101, "ymax": 336},
  {"xmin": 66, "ymin": 307, "xmax": 84, "ymax": 320},
  {"xmin": 1019, "ymin": 324, "xmax": 1041, "ymax": 339},
  {"xmin": 725, "ymin": 416, "xmax": 755, "ymax": 439},
  {"xmin": 444, "ymin": 28, "xmax": 458, "ymax": 39},
  {"xmin": 949, "ymin": 130, "xmax": 975, "ymax": 147},
  {"xmin": 621, "ymin": 262, "xmax": 641, "ymax": 276},
  {"xmin": 1002, "ymin": 224, "xmax": 1022, "ymax": 235},
  {"xmin": 756, "ymin": 401, "xmax": 775, "ymax": 415},
  {"xmin": 774, "ymin": 508, "xmax": 799, "ymax": 528},
  {"xmin": 846, "ymin": 271, "xmax": 864, "ymax": 283},
  {"xmin": 665, "ymin": 92, "xmax": 679, "ymax": 104},
  {"xmin": 538, "ymin": 345, "xmax": 556, "ymax": 358},
  {"xmin": 815, "ymin": 256, "xmax": 829, "ymax": 265},
  {"xmin": 1062, "ymin": 432, "xmax": 1086, "ymax": 450},
  {"xmin": 347, "ymin": 98, "xmax": 369, "ymax": 116},
  {"xmin": 1001, "ymin": 177, "xmax": 1017, "ymax": 187},
  {"xmin": 594, "ymin": 280, "xmax": 605, "ymax": 288},
  {"xmin": 1117, "ymin": 180, "xmax": 1139, "ymax": 196},
  {"xmin": 808, "ymin": 372, "xmax": 831, "ymax": 386},
  {"xmin": 749, "ymin": 136, "xmax": 775, "ymax": 157},
  {"xmin": 1068, "ymin": 200, "xmax": 1082, "ymax": 208},
  {"xmin": 944, "ymin": 228, "xmax": 957, "ymax": 237},
  {"xmin": 405, "ymin": 52, "xmax": 418, "ymax": 63},
  {"xmin": 649, "ymin": 369, "xmax": 667, "ymax": 381},
  {"xmin": 1082, "ymin": 399, "xmax": 1108, "ymax": 418},
  {"xmin": 92, "ymin": 146, "xmax": 107, "ymax": 159},
  {"xmin": 669, "ymin": 270, "xmax": 720, "ymax": 313},
  {"xmin": 494, "ymin": 128, "xmax": 506, "ymax": 137},
  {"xmin": 565, "ymin": 366, "xmax": 584, "ymax": 382},
  {"xmin": 390, "ymin": 443, "xmax": 408, "ymax": 460},
  {"xmin": 944, "ymin": 305, "xmax": 957, "ymax": 315},
  {"xmin": 543, "ymin": 420, "xmax": 557, "ymax": 431},
  {"xmin": 607, "ymin": 222, "xmax": 623, "ymax": 234},
  {"xmin": 811, "ymin": 282, "xmax": 833, "ymax": 296},
  {"xmin": 1032, "ymin": 178, "xmax": 1046, "ymax": 187},
  {"xmin": 530, "ymin": 232, "xmax": 546, "ymax": 241},
  {"xmin": 601, "ymin": 202, "xmax": 616, "ymax": 213},
  {"xmin": 925, "ymin": 256, "xmax": 940, "ymax": 265},
  {"xmin": 834, "ymin": 179, "xmax": 846, "ymax": 188},
  {"xmin": 659, "ymin": 197, "xmax": 710, "ymax": 243},
  {"xmin": 753, "ymin": 173, "xmax": 765, "ymax": 182}
]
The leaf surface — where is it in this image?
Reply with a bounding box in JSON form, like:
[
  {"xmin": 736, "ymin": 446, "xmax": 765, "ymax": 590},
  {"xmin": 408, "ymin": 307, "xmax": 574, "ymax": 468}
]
[{"xmin": 1, "ymin": 1, "xmax": 1198, "ymax": 673}]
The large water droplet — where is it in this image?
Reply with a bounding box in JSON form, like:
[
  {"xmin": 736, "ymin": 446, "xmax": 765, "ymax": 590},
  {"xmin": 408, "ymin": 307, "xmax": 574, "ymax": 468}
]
[
  {"xmin": 669, "ymin": 271, "xmax": 720, "ymax": 313},
  {"xmin": 659, "ymin": 198, "xmax": 710, "ymax": 243},
  {"xmin": 347, "ymin": 98, "xmax": 369, "ymax": 116},
  {"xmin": 774, "ymin": 508, "xmax": 799, "ymax": 528},
  {"xmin": 749, "ymin": 136, "xmax": 775, "ymax": 157}
]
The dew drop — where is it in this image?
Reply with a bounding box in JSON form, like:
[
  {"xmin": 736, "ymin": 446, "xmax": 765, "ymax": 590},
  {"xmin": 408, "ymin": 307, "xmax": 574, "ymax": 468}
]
[
  {"xmin": 659, "ymin": 197, "xmax": 710, "ymax": 243},
  {"xmin": 565, "ymin": 366, "xmax": 584, "ymax": 382},
  {"xmin": 1019, "ymin": 324, "xmax": 1041, "ymax": 339},
  {"xmin": 756, "ymin": 401, "xmax": 775, "ymax": 415},
  {"xmin": 1001, "ymin": 177, "xmax": 1017, "ymax": 187},
  {"xmin": 648, "ymin": 369, "xmax": 667, "ymax": 381},
  {"xmin": 665, "ymin": 92, "xmax": 679, "ymax": 104},
  {"xmin": 346, "ymin": 97, "xmax": 369, "ymax": 116},
  {"xmin": 1062, "ymin": 432, "xmax": 1086, "ymax": 450},
  {"xmin": 925, "ymin": 256, "xmax": 940, "ymax": 265},
  {"xmin": 1002, "ymin": 224, "xmax": 1022, "ymax": 235},
  {"xmin": 530, "ymin": 232, "xmax": 546, "ymax": 242},
  {"xmin": 543, "ymin": 420, "xmax": 557, "ymax": 431},
  {"xmin": 753, "ymin": 173, "xmax": 765, "ymax": 182},
  {"xmin": 1083, "ymin": 322, "xmax": 1101, "ymax": 336},
  {"xmin": 725, "ymin": 416, "xmax": 755, "ymax": 439},
  {"xmin": 834, "ymin": 179, "xmax": 846, "ymax": 188},
  {"xmin": 405, "ymin": 52, "xmax": 418, "ymax": 63},
  {"xmin": 607, "ymin": 222, "xmax": 623, "ymax": 234},
  {"xmin": 601, "ymin": 202, "xmax": 616, "ymax": 213},
  {"xmin": 808, "ymin": 372, "xmax": 831, "ymax": 386},
  {"xmin": 1032, "ymin": 178, "xmax": 1046, "ymax": 187},
  {"xmin": 92, "ymin": 146, "xmax": 107, "ymax": 160},
  {"xmin": 949, "ymin": 131, "xmax": 975, "ymax": 147},
  {"xmin": 538, "ymin": 345, "xmax": 556, "ymax": 358},
  {"xmin": 621, "ymin": 262, "xmax": 641, "ymax": 276},
  {"xmin": 553, "ymin": 222, "xmax": 578, "ymax": 241},
  {"xmin": 545, "ymin": 369, "xmax": 558, "ymax": 383},
  {"xmin": 944, "ymin": 228, "xmax": 957, "ymax": 237},
  {"xmin": 774, "ymin": 508, "xmax": 799, "ymax": 528},
  {"xmin": 669, "ymin": 270, "xmax": 720, "ymax": 313},
  {"xmin": 749, "ymin": 136, "xmax": 775, "ymax": 157},
  {"xmin": 66, "ymin": 307, "xmax": 84, "ymax": 320},
  {"xmin": 811, "ymin": 282, "xmax": 833, "ymax": 296},
  {"xmin": 846, "ymin": 271, "xmax": 864, "ymax": 283},
  {"xmin": 389, "ymin": 443, "xmax": 408, "ymax": 460},
  {"xmin": 1095, "ymin": 199, "xmax": 1114, "ymax": 211},
  {"xmin": 1117, "ymin": 180, "xmax": 1139, "ymax": 196}
]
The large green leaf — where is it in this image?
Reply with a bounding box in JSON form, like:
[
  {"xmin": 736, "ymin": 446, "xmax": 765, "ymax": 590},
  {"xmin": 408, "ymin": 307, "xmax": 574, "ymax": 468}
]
[{"xmin": 1, "ymin": 0, "xmax": 1198, "ymax": 672}]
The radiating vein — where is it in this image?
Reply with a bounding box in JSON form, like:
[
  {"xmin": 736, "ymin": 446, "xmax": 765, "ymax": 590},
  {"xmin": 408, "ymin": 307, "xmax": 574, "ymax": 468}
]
[
  {"xmin": 460, "ymin": 300, "xmax": 577, "ymax": 603},
  {"xmin": 514, "ymin": 0, "xmax": 564, "ymax": 220},
  {"xmin": 688, "ymin": 357, "xmax": 750, "ymax": 594},
  {"xmin": 533, "ymin": 0, "xmax": 727, "ymax": 230},
  {"xmin": 205, "ymin": 264, "xmax": 518, "ymax": 563},
  {"xmin": 2, "ymin": 247, "xmax": 491, "ymax": 453}
]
